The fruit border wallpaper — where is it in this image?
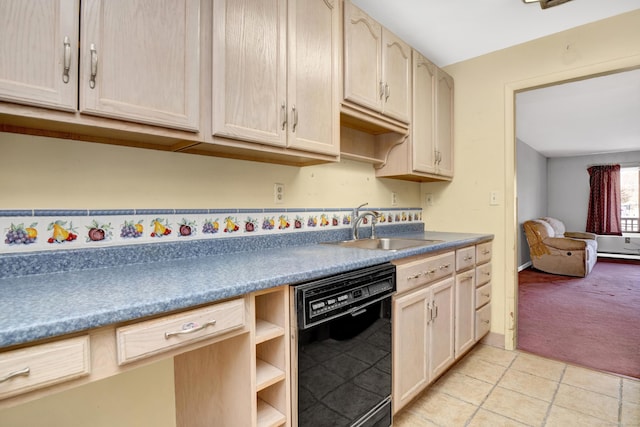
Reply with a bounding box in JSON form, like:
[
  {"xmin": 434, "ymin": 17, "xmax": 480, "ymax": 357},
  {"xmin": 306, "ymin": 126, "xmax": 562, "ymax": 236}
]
[{"xmin": 0, "ymin": 207, "xmax": 423, "ymax": 253}]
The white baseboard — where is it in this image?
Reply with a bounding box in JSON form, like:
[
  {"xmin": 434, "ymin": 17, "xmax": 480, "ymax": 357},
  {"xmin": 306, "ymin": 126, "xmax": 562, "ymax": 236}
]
[{"xmin": 518, "ymin": 261, "xmax": 532, "ymax": 272}]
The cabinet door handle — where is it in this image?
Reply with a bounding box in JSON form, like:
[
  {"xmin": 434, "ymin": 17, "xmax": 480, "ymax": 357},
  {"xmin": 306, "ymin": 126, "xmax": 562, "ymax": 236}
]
[
  {"xmin": 379, "ymin": 81, "xmax": 385, "ymax": 99},
  {"xmin": 62, "ymin": 36, "xmax": 71, "ymax": 84},
  {"xmin": 89, "ymin": 43, "xmax": 98, "ymax": 89},
  {"xmin": 292, "ymin": 105, "xmax": 298, "ymax": 132},
  {"xmin": 433, "ymin": 302, "xmax": 438, "ymax": 320},
  {"xmin": 385, "ymin": 83, "xmax": 390, "ymax": 101},
  {"xmin": 462, "ymin": 274, "xmax": 473, "ymax": 281},
  {"xmin": 281, "ymin": 103, "xmax": 287, "ymax": 130},
  {"xmin": 427, "ymin": 303, "xmax": 433, "ymax": 323},
  {"xmin": 164, "ymin": 320, "xmax": 216, "ymax": 339},
  {"xmin": 0, "ymin": 367, "xmax": 30, "ymax": 383}
]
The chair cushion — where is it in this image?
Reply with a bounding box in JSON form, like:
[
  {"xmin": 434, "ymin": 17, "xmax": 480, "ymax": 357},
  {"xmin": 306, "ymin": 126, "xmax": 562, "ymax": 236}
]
[
  {"xmin": 541, "ymin": 217, "xmax": 566, "ymax": 237},
  {"xmin": 530, "ymin": 219, "xmax": 554, "ymax": 238}
]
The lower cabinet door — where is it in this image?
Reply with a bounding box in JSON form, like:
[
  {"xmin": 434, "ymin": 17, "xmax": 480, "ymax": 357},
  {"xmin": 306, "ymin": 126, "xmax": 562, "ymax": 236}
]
[
  {"xmin": 392, "ymin": 287, "xmax": 430, "ymax": 414},
  {"xmin": 429, "ymin": 277, "xmax": 455, "ymax": 380},
  {"xmin": 455, "ymin": 271, "xmax": 475, "ymax": 357}
]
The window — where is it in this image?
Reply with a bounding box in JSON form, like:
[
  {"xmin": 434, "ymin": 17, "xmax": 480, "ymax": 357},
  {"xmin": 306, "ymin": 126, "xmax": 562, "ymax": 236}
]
[{"xmin": 621, "ymin": 166, "xmax": 639, "ymax": 232}]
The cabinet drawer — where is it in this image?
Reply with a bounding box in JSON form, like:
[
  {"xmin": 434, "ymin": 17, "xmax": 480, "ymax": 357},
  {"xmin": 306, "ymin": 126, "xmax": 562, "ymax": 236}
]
[
  {"xmin": 116, "ymin": 298, "xmax": 245, "ymax": 365},
  {"xmin": 475, "ymin": 304, "xmax": 491, "ymax": 340},
  {"xmin": 395, "ymin": 252, "xmax": 455, "ymax": 294},
  {"xmin": 476, "ymin": 262, "xmax": 492, "ymax": 287},
  {"xmin": 476, "ymin": 283, "xmax": 491, "ymax": 309},
  {"xmin": 476, "ymin": 242, "xmax": 492, "ymax": 265},
  {"xmin": 455, "ymin": 246, "xmax": 475, "ymax": 272},
  {"xmin": 0, "ymin": 336, "xmax": 90, "ymax": 399}
]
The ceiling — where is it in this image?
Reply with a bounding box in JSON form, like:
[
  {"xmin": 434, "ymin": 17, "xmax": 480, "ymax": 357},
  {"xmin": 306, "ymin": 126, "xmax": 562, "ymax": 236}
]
[
  {"xmin": 351, "ymin": 0, "xmax": 640, "ymax": 158},
  {"xmin": 516, "ymin": 68, "xmax": 640, "ymax": 157}
]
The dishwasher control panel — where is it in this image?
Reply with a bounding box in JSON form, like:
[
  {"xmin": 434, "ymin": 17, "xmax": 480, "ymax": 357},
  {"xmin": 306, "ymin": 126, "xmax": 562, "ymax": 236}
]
[{"xmin": 293, "ymin": 263, "xmax": 396, "ymax": 329}]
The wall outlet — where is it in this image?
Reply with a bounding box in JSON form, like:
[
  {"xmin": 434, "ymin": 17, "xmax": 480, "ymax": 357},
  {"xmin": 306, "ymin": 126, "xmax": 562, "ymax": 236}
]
[
  {"xmin": 425, "ymin": 193, "xmax": 434, "ymax": 206},
  {"xmin": 625, "ymin": 237, "xmax": 631, "ymax": 243},
  {"xmin": 391, "ymin": 192, "xmax": 398, "ymax": 206},
  {"xmin": 274, "ymin": 183, "xmax": 284, "ymax": 204}
]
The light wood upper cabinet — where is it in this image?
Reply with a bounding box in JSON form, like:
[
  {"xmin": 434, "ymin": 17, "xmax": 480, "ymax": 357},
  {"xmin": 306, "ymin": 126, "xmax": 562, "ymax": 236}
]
[
  {"xmin": 343, "ymin": 1, "xmax": 410, "ymax": 124},
  {"xmin": 0, "ymin": 0, "xmax": 79, "ymax": 112},
  {"xmin": 287, "ymin": 0, "xmax": 340, "ymax": 155},
  {"xmin": 376, "ymin": 50, "xmax": 454, "ymax": 181},
  {"xmin": 212, "ymin": 0, "xmax": 339, "ymax": 156},
  {"xmin": 80, "ymin": 0, "xmax": 200, "ymax": 131},
  {"xmin": 381, "ymin": 30, "xmax": 412, "ymax": 123},
  {"xmin": 412, "ymin": 51, "xmax": 437, "ymax": 174},
  {"xmin": 212, "ymin": 0, "xmax": 287, "ymax": 147},
  {"xmin": 435, "ymin": 68, "xmax": 454, "ymax": 177}
]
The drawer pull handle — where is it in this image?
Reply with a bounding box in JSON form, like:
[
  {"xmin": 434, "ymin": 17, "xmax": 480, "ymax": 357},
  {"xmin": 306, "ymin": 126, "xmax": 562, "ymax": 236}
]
[
  {"xmin": 482, "ymin": 319, "xmax": 490, "ymax": 324},
  {"xmin": 427, "ymin": 269, "xmax": 436, "ymax": 275},
  {"xmin": 482, "ymin": 249, "xmax": 490, "ymax": 255},
  {"xmin": 0, "ymin": 367, "xmax": 30, "ymax": 383},
  {"xmin": 408, "ymin": 272, "xmax": 423, "ymax": 279},
  {"xmin": 440, "ymin": 263, "xmax": 451, "ymax": 270},
  {"xmin": 164, "ymin": 320, "xmax": 216, "ymax": 339},
  {"xmin": 482, "ymin": 292, "xmax": 490, "ymax": 297},
  {"xmin": 484, "ymin": 272, "xmax": 491, "ymax": 276},
  {"xmin": 463, "ymin": 255, "xmax": 473, "ymax": 261}
]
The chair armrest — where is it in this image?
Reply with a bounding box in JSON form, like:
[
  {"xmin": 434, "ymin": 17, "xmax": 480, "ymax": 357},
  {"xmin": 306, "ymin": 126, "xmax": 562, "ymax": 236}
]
[
  {"xmin": 543, "ymin": 237, "xmax": 586, "ymax": 251},
  {"xmin": 564, "ymin": 231, "xmax": 597, "ymax": 240}
]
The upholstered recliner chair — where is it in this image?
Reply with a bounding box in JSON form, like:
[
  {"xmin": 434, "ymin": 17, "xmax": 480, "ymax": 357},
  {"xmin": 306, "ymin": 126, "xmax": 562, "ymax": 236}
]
[{"xmin": 523, "ymin": 217, "xmax": 598, "ymax": 277}]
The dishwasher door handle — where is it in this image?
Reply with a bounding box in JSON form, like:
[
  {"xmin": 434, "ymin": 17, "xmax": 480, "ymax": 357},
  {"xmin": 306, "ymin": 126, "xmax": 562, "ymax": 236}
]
[{"xmin": 351, "ymin": 308, "xmax": 368, "ymax": 317}]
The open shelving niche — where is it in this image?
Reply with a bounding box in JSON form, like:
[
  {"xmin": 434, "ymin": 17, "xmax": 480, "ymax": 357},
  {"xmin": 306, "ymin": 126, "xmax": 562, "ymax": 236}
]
[
  {"xmin": 253, "ymin": 286, "xmax": 290, "ymax": 427},
  {"xmin": 339, "ymin": 107, "xmax": 409, "ymax": 169}
]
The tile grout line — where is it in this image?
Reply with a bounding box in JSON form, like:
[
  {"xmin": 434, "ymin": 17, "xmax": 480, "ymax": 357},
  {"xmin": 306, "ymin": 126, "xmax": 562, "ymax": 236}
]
[
  {"xmin": 540, "ymin": 363, "xmax": 567, "ymax": 426},
  {"xmin": 618, "ymin": 377, "xmax": 623, "ymax": 427},
  {"xmin": 463, "ymin": 351, "xmax": 522, "ymax": 426}
]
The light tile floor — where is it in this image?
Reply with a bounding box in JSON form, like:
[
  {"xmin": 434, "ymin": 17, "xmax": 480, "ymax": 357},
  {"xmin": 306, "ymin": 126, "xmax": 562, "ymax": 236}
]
[{"xmin": 394, "ymin": 345, "xmax": 640, "ymax": 427}]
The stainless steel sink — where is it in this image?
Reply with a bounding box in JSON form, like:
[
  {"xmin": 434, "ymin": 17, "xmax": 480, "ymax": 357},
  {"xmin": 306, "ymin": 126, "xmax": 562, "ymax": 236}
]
[{"xmin": 323, "ymin": 237, "xmax": 443, "ymax": 251}]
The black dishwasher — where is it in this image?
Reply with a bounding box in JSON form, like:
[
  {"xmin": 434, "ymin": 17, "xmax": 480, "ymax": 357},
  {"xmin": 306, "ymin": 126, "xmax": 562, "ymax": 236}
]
[{"xmin": 291, "ymin": 263, "xmax": 395, "ymax": 427}]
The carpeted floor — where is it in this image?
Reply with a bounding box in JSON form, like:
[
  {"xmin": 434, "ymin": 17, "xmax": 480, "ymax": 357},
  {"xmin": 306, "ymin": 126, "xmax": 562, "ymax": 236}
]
[{"xmin": 518, "ymin": 258, "xmax": 640, "ymax": 379}]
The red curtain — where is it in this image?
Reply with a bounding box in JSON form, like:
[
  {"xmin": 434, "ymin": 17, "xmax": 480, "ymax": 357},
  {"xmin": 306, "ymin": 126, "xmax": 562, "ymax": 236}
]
[{"xmin": 586, "ymin": 164, "xmax": 622, "ymax": 235}]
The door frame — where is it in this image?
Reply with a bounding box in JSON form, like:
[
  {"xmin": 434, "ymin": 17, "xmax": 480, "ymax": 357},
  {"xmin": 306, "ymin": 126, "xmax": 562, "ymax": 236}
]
[{"xmin": 503, "ymin": 54, "xmax": 640, "ymax": 350}]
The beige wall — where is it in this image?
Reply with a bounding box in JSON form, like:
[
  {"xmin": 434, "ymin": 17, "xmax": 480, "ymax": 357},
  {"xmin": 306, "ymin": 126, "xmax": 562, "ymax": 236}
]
[
  {"xmin": 0, "ymin": 359, "xmax": 175, "ymax": 427},
  {"xmin": 423, "ymin": 9, "xmax": 640, "ymax": 348},
  {"xmin": 0, "ymin": 132, "xmax": 421, "ymax": 209}
]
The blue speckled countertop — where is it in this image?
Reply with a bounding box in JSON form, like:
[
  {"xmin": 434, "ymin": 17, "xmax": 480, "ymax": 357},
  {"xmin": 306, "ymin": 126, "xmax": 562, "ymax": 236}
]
[{"xmin": 0, "ymin": 230, "xmax": 492, "ymax": 348}]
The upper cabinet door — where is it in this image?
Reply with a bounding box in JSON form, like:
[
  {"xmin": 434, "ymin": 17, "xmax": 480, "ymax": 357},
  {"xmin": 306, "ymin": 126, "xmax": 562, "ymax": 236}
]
[
  {"xmin": 212, "ymin": 0, "xmax": 287, "ymax": 147},
  {"xmin": 286, "ymin": 0, "xmax": 339, "ymax": 155},
  {"xmin": 436, "ymin": 69, "xmax": 454, "ymax": 177},
  {"xmin": 381, "ymin": 30, "xmax": 411, "ymax": 123},
  {"xmin": 0, "ymin": 0, "xmax": 78, "ymax": 111},
  {"xmin": 80, "ymin": 0, "xmax": 200, "ymax": 132},
  {"xmin": 412, "ymin": 51, "xmax": 436, "ymax": 174},
  {"xmin": 343, "ymin": 1, "xmax": 382, "ymax": 113}
]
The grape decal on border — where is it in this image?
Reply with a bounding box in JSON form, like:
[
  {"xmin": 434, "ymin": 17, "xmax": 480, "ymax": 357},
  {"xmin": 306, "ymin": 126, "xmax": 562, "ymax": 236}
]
[{"xmin": 5, "ymin": 222, "xmax": 38, "ymax": 245}]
